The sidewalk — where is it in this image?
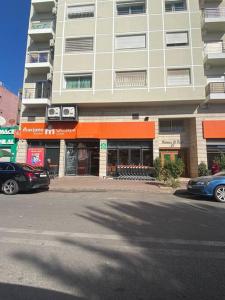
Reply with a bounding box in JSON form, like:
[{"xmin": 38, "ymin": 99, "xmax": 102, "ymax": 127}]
[{"xmin": 49, "ymin": 176, "xmax": 189, "ymax": 193}]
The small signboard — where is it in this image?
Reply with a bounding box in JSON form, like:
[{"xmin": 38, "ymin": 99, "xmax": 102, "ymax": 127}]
[
  {"xmin": 100, "ymin": 141, "xmax": 107, "ymax": 150},
  {"xmin": 27, "ymin": 148, "xmax": 45, "ymax": 167}
]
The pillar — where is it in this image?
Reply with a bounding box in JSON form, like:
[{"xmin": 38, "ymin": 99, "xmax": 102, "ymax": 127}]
[
  {"xmin": 16, "ymin": 139, "xmax": 27, "ymax": 163},
  {"xmin": 153, "ymin": 118, "xmax": 159, "ymax": 161},
  {"xmin": 99, "ymin": 139, "xmax": 107, "ymax": 178},
  {"xmin": 58, "ymin": 139, "xmax": 66, "ymax": 178}
]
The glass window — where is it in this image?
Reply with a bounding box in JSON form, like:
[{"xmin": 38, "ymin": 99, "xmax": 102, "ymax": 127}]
[
  {"xmin": 165, "ymin": 0, "xmax": 187, "ymax": 12},
  {"xmin": 117, "ymin": 1, "xmax": 146, "ymax": 15},
  {"xmin": 67, "ymin": 5, "xmax": 95, "ymax": 19},
  {"xmin": 65, "ymin": 75, "xmax": 92, "ymax": 89},
  {"xmin": 159, "ymin": 120, "xmax": 185, "ymax": 133}
]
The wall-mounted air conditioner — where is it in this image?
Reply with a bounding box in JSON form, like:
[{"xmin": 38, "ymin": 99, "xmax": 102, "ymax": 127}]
[
  {"xmin": 50, "ymin": 39, "xmax": 55, "ymax": 48},
  {"xmin": 62, "ymin": 107, "xmax": 76, "ymax": 118},
  {"xmin": 47, "ymin": 72, "xmax": 53, "ymax": 81},
  {"xmin": 47, "ymin": 107, "xmax": 60, "ymax": 120}
]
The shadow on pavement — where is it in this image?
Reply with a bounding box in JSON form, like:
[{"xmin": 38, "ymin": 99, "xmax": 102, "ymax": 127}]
[
  {"xmin": 11, "ymin": 199, "xmax": 225, "ymax": 299},
  {"xmin": 0, "ymin": 282, "xmax": 81, "ymax": 300},
  {"xmin": 173, "ymin": 189, "xmax": 214, "ymax": 202}
]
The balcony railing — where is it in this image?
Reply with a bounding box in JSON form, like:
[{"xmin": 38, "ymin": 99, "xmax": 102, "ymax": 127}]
[
  {"xmin": 23, "ymin": 82, "xmax": 51, "ymax": 99},
  {"xmin": 204, "ymin": 41, "xmax": 225, "ymax": 54},
  {"xmin": 26, "ymin": 51, "xmax": 52, "ymax": 64},
  {"xmin": 30, "ymin": 20, "xmax": 54, "ymax": 30},
  {"xmin": 206, "ymin": 82, "xmax": 225, "ymax": 97},
  {"xmin": 203, "ymin": 8, "xmax": 225, "ymax": 19}
]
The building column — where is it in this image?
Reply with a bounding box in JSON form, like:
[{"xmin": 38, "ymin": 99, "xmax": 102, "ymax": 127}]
[
  {"xmin": 153, "ymin": 118, "xmax": 159, "ymax": 161},
  {"xmin": 196, "ymin": 117, "xmax": 207, "ymax": 165},
  {"xmin": 99, "ymin": 139, "xmax": 107, "ymax": 178},
  {"xmin": 58, "ymin": 139, "xmax": 66, "ymax": 178},
  {"xmin": 16, "ymin": 139, "xmax": 28, "ymax": 163}
]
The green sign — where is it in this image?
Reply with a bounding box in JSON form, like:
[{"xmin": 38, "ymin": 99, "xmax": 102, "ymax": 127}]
[
  {"xmin": 100, "ymin": 141, "xmax": 107, "ymax": 150},
  {"xmin": 0, "ymin": 126, "xmax": 18, "ymax": 162}
]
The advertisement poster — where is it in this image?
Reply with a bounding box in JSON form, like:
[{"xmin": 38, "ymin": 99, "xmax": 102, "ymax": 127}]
[{"xmin": 27, "ymin": 148, "xmax": 45, "ymax": 167}]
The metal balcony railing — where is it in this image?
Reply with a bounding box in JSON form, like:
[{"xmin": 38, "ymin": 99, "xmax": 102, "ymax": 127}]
[
  {"xmin": 23, "ymin": 82, "xmax": 52, "ymax": 99},
  {"xmin": 206, "ymin": 82, "xmax": 225, "ymax": 96},
  {"xmin": 26, "ymin": 51, "xmax": 52, "ymax": 64},
  {"xmin": 203, "ymin": 8, "xmax": 225, "ymax": 19},
  {"xmin": 30, "ymin": 20, "xmax": 54, "ymax": 30},
  {"xmin": 204, "ymin": 41, "xmax": 225, "ymax": 54}
]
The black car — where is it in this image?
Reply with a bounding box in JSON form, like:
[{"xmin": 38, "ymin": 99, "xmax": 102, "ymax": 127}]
[{"xmin": 0, "ymin": 162, "xmax": 50, "ymax": 195}]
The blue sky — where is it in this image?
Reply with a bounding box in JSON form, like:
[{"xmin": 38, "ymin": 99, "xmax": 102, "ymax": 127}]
[{"xmin": 0, "ymin": 1, "xmax": 30, "ymax": 95}]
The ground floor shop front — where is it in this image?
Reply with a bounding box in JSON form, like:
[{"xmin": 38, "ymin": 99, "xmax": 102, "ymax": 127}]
[{"xmin": 15, "ymin": 117, "xmax": 225, "ymax": 178}]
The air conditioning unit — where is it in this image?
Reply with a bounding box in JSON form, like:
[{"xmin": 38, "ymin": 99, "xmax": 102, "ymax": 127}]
[
  {"xmin": 62, "ymin": 107, "xmax": 76, "ymax": 118},
  {"xmin": 47, "ymin": 107, "xmax": 61, "ymax": 119},
  {"xmin": 50, "ymin": 39, "xmax": 55, "ymax": 47},
  {"xmin": 47, "ymin": 72, "xmax": 53, "ymax": 81},
  {"xmin": 52, "ymin": 7, "xmax": 57, "ymax": 15}
]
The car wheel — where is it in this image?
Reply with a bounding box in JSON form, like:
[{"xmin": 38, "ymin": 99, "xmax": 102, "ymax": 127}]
[
  {"xmin": 214, "ymin": 185, "xmax": 225, "ymax": 203},
  {"xmin": 2, "ymin": 179, "xmax": 19, "ymax": 195}
]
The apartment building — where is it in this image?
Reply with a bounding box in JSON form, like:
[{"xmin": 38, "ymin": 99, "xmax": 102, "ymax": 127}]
[{"xmin": 16, "ymin": 0, "xmax": 225, "ymax": 177}]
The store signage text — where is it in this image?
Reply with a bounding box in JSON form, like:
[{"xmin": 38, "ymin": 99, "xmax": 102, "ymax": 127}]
[
  {"xmin": 0, "ymin": 129, "xmax": 15, "ymax": 135},
  {"xmin": 0, "ymin": 139, "xmax": 14, "ymax": 145}
]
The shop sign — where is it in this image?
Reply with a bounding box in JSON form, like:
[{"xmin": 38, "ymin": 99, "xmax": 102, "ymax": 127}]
[
  {"xmin": 100, "ymin": 141, "xmax": 107, "ymax": 150},
  {"xmin": 27, "ymin": 148, "xmax": 45, "ymax": 167},
  {"xmin": 0, "ymin": 128, "xmax": 15, "ymax": 135},
  {"xmin": 0, "ymin": 139, "xmax": 14, "ymax": 145},
  {"xmin": 159, "ymin": 135, "xmax": 187, "ymax": 148}
]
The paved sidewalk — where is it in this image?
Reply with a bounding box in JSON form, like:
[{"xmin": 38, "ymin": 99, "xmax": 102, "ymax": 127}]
[{"xmin": 49, "ymin": 176, "xmax": 188, "ymax": 193}]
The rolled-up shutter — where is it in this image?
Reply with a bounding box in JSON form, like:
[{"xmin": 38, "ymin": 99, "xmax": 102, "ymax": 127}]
[
  {"xmin": 116, "ymin": 34, "xmax": 146, "ymax": 49},
  {"xmin": 166, "ymin": 31, "xmax": 188, "ymax": 46},
  {"xmin": 65, "ymin": 38, "xmax": 94, "ymax": 52},
  {"xmin": 167, "ymin": 69, "xmax": 191, "ymax": 86},
  {"xmin": 67, "ymin": 5, "xmax": 95, "ymax": 18}
]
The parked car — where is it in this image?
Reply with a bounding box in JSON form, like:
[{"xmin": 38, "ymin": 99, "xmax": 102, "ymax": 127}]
[
  {"xmin": 187, "ymin": 172, "xmax": 225, "ymax": 202},
  {"xmin": 0, "ymin": 162, "xmax": 50, "ymax": 195}
]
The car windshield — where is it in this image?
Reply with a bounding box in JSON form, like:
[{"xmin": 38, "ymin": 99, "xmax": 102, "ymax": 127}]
[
  {"xmin": 213, "ymin": 172, "xmax": 225, "ymax": 177},
  {"xmin": 18, "ymin": 163, "xmax": 36, "ymax": 171}
]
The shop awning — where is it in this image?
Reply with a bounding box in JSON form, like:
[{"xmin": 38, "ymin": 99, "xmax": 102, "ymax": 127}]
[
  {"xmin": 203, "ymin": 120, "xmax": 225, "ymax": 139},
  {"xmin": 15, "ymin": 121, "xmax": 155, "ymax": 140}
]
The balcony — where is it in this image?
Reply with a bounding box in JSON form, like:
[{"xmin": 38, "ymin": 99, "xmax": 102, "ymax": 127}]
[
  {"xmin": 22, "ymin": 82, "xmax": 51, "ymax": 106},
  {"xmin": 206, "ymin": 82, "xmax": 225, "ymax": 102},
  {"xmin": 203, "ymin": 8, "xmax": 225, "ymax": 31},
  {"xmin": 25, "ymin": 51, "xmax": 52, "ymax": 73},
  {"xmin": 28, "ymin": 20, "xmax": 54, "ymax": 41},
  {"xmin": 32, "ymin": 0, "xmax": 56, "ymax": 13},
  {"xmin": 204, "ymin": 41, "xmax": 225, "ymax": 66}
]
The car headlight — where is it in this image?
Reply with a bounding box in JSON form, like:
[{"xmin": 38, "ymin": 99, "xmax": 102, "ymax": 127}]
[{"xmin": 196, "ymin": 181, "xmax": 209, "ymax": 186}]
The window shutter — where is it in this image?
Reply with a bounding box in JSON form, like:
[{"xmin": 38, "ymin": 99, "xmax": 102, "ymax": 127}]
[
  {"xmin": 167, "ymin": 69, "xmax": 191, "ymax": 86},
  {"xmin": 65, "ymin": 38, "xmax": 93, "ymax": 52},
  {"xmin": 166, "ymin": 32, "xmax": 188, "ymax": 45},
  {"xmin": 115, "ymin": 71, "xmax": 147, "ymax": 87},
  {"xmin": 67, "ymin": 5, "xmax": 95, "ymax": 18},
  {"xmin": 116, "ymin": 35, "xmax": 146, "ymax": 49}
]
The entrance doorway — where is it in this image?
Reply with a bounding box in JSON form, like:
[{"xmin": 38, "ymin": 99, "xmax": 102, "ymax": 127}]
[
  {"xmin": 160, "ymin": 149, "xmax": 189, "ymax": 177},
  {"xmin": 65, "ymin": 141, "xmax": 99, "ymax": 176}
]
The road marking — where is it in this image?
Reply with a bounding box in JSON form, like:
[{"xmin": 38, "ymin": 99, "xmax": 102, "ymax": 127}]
[{"xmin": 0, "ymin": 227, "xmax": 225, "ymax": 248}]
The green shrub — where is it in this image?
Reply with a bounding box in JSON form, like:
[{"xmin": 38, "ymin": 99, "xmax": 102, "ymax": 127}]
[
  {"xmin": 159, "ymin": 168, "xmax": 171, "ymax": 183},
  {"xmin": 198, "ymin": 162, "xmax": 209, "ymax": 177},
  {"xmin": 153, "ymin": 157, "xmax": 161, "ymax": 178},
  {"xmin": 168, "ymin": 178, "xmax": 181, "ymax": 189},
  {"xmin": 216, "ymin": 152, "xmax": 225, "ymax": 170},
  {"xmin": 164, "ymin": 158, "xmax": 185, "ymax": 179}
]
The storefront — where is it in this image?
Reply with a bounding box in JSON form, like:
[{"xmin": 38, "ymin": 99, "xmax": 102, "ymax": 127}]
[
  {"xmin": 203, "ymin": 120, "xmax": 225, "ymax": 169},
  {"xmin": 15, "ymin": 121, "xmax": 155, "ymax": 177},
  {"xmin": 0, "ymin": 126, "xmax": 18, "ymax": 162}
]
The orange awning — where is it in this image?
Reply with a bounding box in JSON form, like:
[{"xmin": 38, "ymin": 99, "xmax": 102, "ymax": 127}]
[
  {"xmin": 203, "ymin": 120, "xmax": 225, "ymax": 139},
  {"xmin": 15, "ymin": 121, "xmax": 155, "ymax": 140}
]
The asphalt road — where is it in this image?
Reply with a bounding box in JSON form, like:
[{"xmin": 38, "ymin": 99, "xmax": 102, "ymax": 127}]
[{"xmin": 0, "ymin": 190, "xmax": 225, "ymax": 300}]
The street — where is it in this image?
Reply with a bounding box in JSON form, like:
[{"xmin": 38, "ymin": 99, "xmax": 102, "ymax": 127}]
[{"xmin": 0, "ymin": 190, "xmax": 225, "ymax": 299}]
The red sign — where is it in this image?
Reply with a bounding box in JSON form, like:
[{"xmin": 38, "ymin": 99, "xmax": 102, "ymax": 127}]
[{"xmin": 27, "ymin": 148, "xmax": 45, "ymax": 167}]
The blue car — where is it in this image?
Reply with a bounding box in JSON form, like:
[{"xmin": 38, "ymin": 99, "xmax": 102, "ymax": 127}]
[{"xmin": 187, "ymin": 172, "xmax": 225, "ymax": 202}]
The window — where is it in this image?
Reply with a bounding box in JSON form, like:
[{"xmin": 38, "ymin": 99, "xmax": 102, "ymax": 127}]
[
  {"xmin": 165, "ymin": 0, "xmax": 187, "ymax": 12},
  {"xmin": 117, "ymin": 1, "xmax": 146, "ymax": 15},
  {"xmin": 67, "ymin": 5, "xmax": 95, "ymax": 19},
  {"xmin": 115, "ymin": 71, "xmax": 147, "ymax": 87},
  {"xmin": 159, "ymin": 119, "xmax": 185, "ymax": 133},
  {"xmin": 116, "ymin": 34, "xmax": 146, "ymax": 50},
  {"xmin": 166, "ymin": 31, "xmax": 188, "ymax": 46},
  {"xmin": 65, "ymin": 74, "xmax": 92, "ymax": 89},
  {"xmin": 65, "ymin": 37, "xmax": 94, "ymax": 52},
  {"xmin": 167, "ymin": 69, "xmax": 191, "ymax": 86}
]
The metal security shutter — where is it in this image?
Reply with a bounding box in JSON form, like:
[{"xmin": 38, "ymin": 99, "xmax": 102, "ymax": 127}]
[
  {"xmin": 65, "ymin": 38, "xmax": 94, "ymax": 52},
  {"xmin": 167, "ymin": 69, "xmax": 191, "ymax": 86},
  {"xmin": 115, "ymin": 71, "xmax": 147, "ymax": 87},
  {"xmin": 116, "ymin": 34, "xmax": 146, "ymax": 49},
  {"xmin": 166, "ymin": 31, "xmax": 188, "ymax": 46},
  {"xmin": 67, "ymin": 5, "xmax": 95, "ymax": 18}
]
